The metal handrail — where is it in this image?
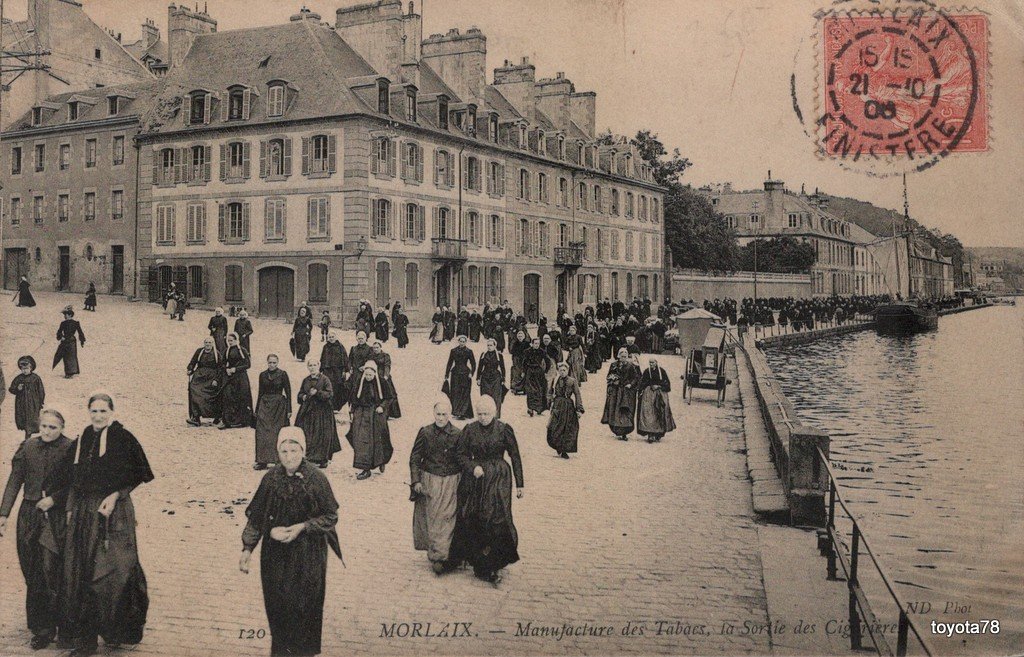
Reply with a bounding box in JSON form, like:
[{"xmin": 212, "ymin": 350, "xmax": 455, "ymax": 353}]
[{"xmin": 817, "ymin": 445, "xmax": 934, "ymax": 657}]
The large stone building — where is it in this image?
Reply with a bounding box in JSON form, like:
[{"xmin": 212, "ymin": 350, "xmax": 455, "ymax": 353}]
[{"xmin": 136, "ymin": 2, "xmax": 665, "ymax": 325}]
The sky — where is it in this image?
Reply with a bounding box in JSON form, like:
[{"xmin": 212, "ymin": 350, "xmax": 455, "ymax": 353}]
[{"xmin": 8, "ymin": 0, "xmax": 1022, "ymax": 246}]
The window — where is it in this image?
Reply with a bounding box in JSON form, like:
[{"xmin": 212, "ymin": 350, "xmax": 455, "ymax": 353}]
[
  {"xmin": 108, "ymin": 96, "xmax": 119, "ymax": 116},
  {"xmin": 625, "ymin": 231, "xmax": 634, "ymax": 261},
  {"xmin": 488, "ymin": 214, "xmax": 504, "ymax": 248},
  {"xmin": 559, "ymin": 177, "xmax": 569, "ymax": 207},
  {"xmin": 488, "ymin": 114, "xmax": 498, "ymax": 143},
  {"xmin": 593, "ymin": 185, "xmax": 603, "ymax": 213},
  {"xmin": 518, "ymin": 218, "xmax": 530, "ymax": 255},
  {"xmin": 11, "ymin": 147, "xmax": 21, "ymax": 174},
  {"xmin": 518, "ymin": 169, "xmax": 531, "ymax": 201},
  {"xmin": 788, "ymin": 213, "xmax": 799, "ymax": 228},
  {"xmin": 190, "ymin": 144, "xmax": 209, "ymax": 182},
  {"xmin": 181, "ymin": 202, "xmax": 204, "ymax": 243},
  {"xmin": 581, "ymin": 226, "xmax": 589, "ymax": 260},
  {"xmin": 611, "ymin": 189, "xmax": 620, "ymax": 215},
  {"xmin": 401, "ymin": 142, "xmax": 422, "ymax": 182},
  {"xmin": 375, "ymin": 261, "xmax": 391, "ymax": 308},
  {"xmin": 307, "ymin": 196, "xmax": 330, "ymax": 240},
  {"xmin": 434, "ymin": 149, "xmax": 454, "ymax": 188},
  {"xmin": 268, "ymin": 84, "xmax": 285, "ymax": 116},
  {"xmin": 84, "ymin": 192, "xmax": 96, "ymax": 221},
  {"xmin": 111, "ymin": 190, "xmax": 124, "ymax": 220},
  {"xmin": 467, "ymin": 266, "xmax": 481, "ymax": 305},
  {"xmin": 557, "ymin": 135, "xmax": 565, "ymax": 160},
  {"xmin": 225, "ymin": 265, "xmax": 243, "ymax": 303},
  {"xmin": 307, "ymin": 134, "xmax": 334, "ymax": 174},
  {"xmin": 35, "ymin": 144, "xmax": 45, "ymax": 172},
  {"xmin": 652, "ymin": 198, "xmax": 660, "ymax": 223},
  {"xmin": 94, "ymin": 48, "xmax": 102, "ymax": 60},
  {"xmin": 437, "ymin": 96, "xmax": 449, "ymax": 129},
  {"xmin": 577, "ymin": 182, "xmax": 587, "ymax": 211},
  {"xmin": 537, "ymin": 131, "xmax": 546, "ymax": 156},
  {"xmin": 228, "ymin": 88, "xmax": 245, "ymax": 120},
  {"xmin": 68, "ymin": 102, "xmax": 79, "ymax": 121},
  {"xmin": 610, "ymin": 230, "xmax": 620, "ymax": 260},
  {"xmin": 403, "ymin": 203, "xmax": 425, "ymax": 241},
  {"xmin": 10, "ymin": 197, "xmax": 21, "ymax": 225},
  {"xmin": 156, "ymin": 205, "xmax": 175, "ymax": 244},
  {"xmin": 405, "ymin": 262, "xmax": 419, "ymax": 306},
  {"xmin": 487, "ymin": 161, "xmax": 504, "ymax": 195},
  {"xmin": 406, "ymin": 88, "xmax": 417, "ymax": 122},
  {"xmin": 464, "ymin": 156, "xmax": 481, "ymax": 192},
  {"xmin": 750, "ymin": 214, "xmax": 760, "ymax": 225},
  {"xmin": 188, "ymin": 265, "xmax": 205, "ymax": 299},
  {"xmin": 58, "ymin": 194, "xmax": 69, "ymax": 222},
  {"xmin": 557, "ymin": 223, "xmax": 569, "ymax": 248},
  {"xmin": 434, "ymin": 206, "xmax": 451, "ymax": 238},
  {"xmin": 374, "ymin": 138, "xmax": 395, "ymax": 177},
  {"xmin": 112, "ymin": 136, "xmax": 125, "ymax": 165},
  {"xmin": 467, "ymin": 105, "xmax": 477, "ymax": 137},
  {"xmin": 466, "ymin": 211, "xmax": 482, "ymax": 247},
  {"xmin": 639, "ymin": 233, "xmax": 647, "ymax": 262},
  {"xmin": 538, "ymin": 221, "xmax": 549, "ymax": 256},
  {"xmin": 160, "ymin": 148, "xmax": 175, "ymax": 183},
  {"xmin": 596, "ymin": 228, "xmax": 604, "ymax": 261},
  {"xmin": 60, "ymin": 144, "xmax": 71, "ymax": 170},
  {"xmin": 263, "ymin": 138, "xmax": 290, "ymax": 178},
  {"xmin": 33, "ymin": 196, "xmax": 43, "ymax": 224},
  {"xmin": 537, "ymin": 172, "xmax": 548, "ymax": 203},
  {"xmin": 224, "ymin": 141, "xmax": 249, "ymax": 179},
  {"xmin": 373, "ymin": 199, "xmax": 392, "ymax": 239},
  {"xmin": 32, "ymin": 107, "xmax": 43, "ymax": 126},
  {"xmin": 488, "ymin": 266, "xmax": 502, "ymax": 303},
  {"xmin": 190, "ymin": 93, "xmax": 207, "ymax": 124},
  {"xmin": 85, "ymin": 139, "xmax": 97, "ymax": 168},
  {"xmin": 222, "ymin": 202, "xmax": 249, "ymax": 241},
  {"xmin": 625, "ymin": 192, "xmax": 635, "ymax": 217},
  {"xmin": 308, "ymin": 263, "xmax": 328, "ymax": 303},
  {"xmin": 652, "ymin": 235, "xmax": 660, "ymax": 263},
  {"xmin": 377, "ymin": 79, "xmax": 390, "ymax": 114},
  {"xmin": 264, "ymin": 198, "xmax": 286, "ymax": 242},
  {"xmin": 639, "ymin": 195, "xmax": 648, "ymax": 220}
]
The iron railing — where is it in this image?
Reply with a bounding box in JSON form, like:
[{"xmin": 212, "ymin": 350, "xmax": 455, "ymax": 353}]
[
  {"xmin": 817, "ymin": 446, "xmax": 934, "ymax": 657},
  {"xmin": 431, "ymin": 238, "xmax": 468, "ymax": 261},
  {"xmin": 554, "ymin": 245, "xmax": 584, "ymax": 267}
]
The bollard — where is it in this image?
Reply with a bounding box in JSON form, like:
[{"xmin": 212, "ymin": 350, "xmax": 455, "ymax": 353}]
[{"xmin": 789, "ymin": 426, "xmax": 830, "ymax": 526}]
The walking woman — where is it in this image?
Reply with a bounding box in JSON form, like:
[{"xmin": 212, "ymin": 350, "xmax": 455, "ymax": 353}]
[
  {"xmin": 601, "ymin": 348, "xmax": 641, "ymax": 440},
  {"xmin": 63, "ymin": 392, "xmax": 154, "ymax": 656},
  {"xmin": 444, "ymin": 336, "xmax": 476, "ymax": 420},
  {"xmin": 410, "ymin": 397, "xmax": 462, "ymax": 574},
  {"xmin": 254, "ymin": 354, "xmax": 291, "ymax": 470},
  {"xmin": 186, "ymin": 337, "xmax": 223, "ymax": 427},
  {"xmin": 584, "ymin": 324, "xmax": 603, "ymax": 374},
  {"xmin": 208, "ymin": 307, "xmax": 229, "ymax": 356},
  {"xmin": 508, "ymin": 330, "xmax": 530, "ymax": 395},
  {"xmin": 292, "ymin": 306, "xmax": 314, "ymax": 362},
  {"xmin": 449, "ymin": 395, "xmax": 524, "ymax": 585},
  {"xmin": 0, "ymin": 408, "xmax": 75, "ymax": 650},
  {"xmin": 429, "ymin": 307, "xmax": 444, "ymax": 344},
  {"xmin": 522, "ymin": 337, "xmax": 549, "ymax": 416},
  {"xmin": 219, "ymin": 333, "xmax": 254, "ymax": 430},
  {"xmin": 240, "ymin": 427, "xmax": 342, "ymax": 657},
  {"xmin": 637, "ymin": 358, "xmax": 677, "ymax": 443},
  {"xmin": 10, "ymin": 356, "xmax": 45, "ymax": 440},
  {"xmin": 14, "ymin": 275, "xmax": 36, "ymax": 307},
  {"xmin": 347, "ymin": 361, "xmax": 395, "ymax": 480},
  {"xmin": 53, "ymin": 306, "xmax": 86, "ymax": 378},
  {"xmin": 234, "ymin": 309, "xmax": 254, "ymax": 355},
  {"xmin": 393, "ymin": 307, "xmax": 410, "ymax": 348},
  {"xmin": 84, "ymin": 282, "xmax": 97, "ymax": 312},
  {"xmin": 371, "ymin": 341, "xmax": 401, "ymax": 419},
  {"xmin": 476, "ymin": 339, "xmax": 506, "ymax": 418},
  {"xmin": 294, "ymin": 360, "xmax": 341, "ymax": 469},
  {"xmin": 547, "ymin": 362, "xmax": 584, "ymax": 459},
  {"xmin": 319, "ymin": 333, "xmax": 349, "ymax": 412},
  {"xmin": 374, "ymin": 306, "xmax": 390, "ymax": 343},
  {"xmin": 563, "ymin": 325, "xmax": 587, "ymax": 384}
]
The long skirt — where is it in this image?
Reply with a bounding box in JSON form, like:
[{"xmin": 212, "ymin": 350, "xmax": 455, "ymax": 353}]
[
  {"xmin": 254, "ymin": 394, "xmax": 289, "ymax": 465},
  {"xmin": 261, "ymin": 532, "xmax": 328, "ymax": 656},
  {"xmin": 546, "ymin": 397, "xmax": 579, "ymax": 454},
  {"xmin": 429, "ymin": 322, "xmax": 443, "ymax": 344},
  {"xmin": 296, "ymin": 400, "xmax": 341, "ymax": 464},
  {"xmin": 509, "ymin": 361, "xmax": 524, "ymax": 394},
  {"xmin": 567, "ymin": 347, "xmax": 587, "ymax": 383},
  {"xmin": 346, "ymin": 406, "xmax": 394, "ymax": 470},
  {"xmin": 62, "ymin": 491, "xmax": 148, "ymax": 648},
  {"xmin": 448, "ymin": 373, "xmax": 474, "ymax": 419},
  {"xmin": 52, "ymin": 340, "xmax": 80, "ymax": 377},
  {"xmin": 188, "ymin": 369, "xmax": 222, "ymax": 420},
  {"xmin": 449, "ymin": 459, "xmax": 519, "ymax": 574},
  {"xmin": 601, "ymin": 385, "xmax": 637, "ymax": 436},
  {"xmin": 17, "ymin": 288, "xmax": 36, "ymax": 307},
  {"xmin": 221, "ymin": 372, "xmax": 253, "ymax": 428},
  {"xmin": 165, "ymin": 298, "xmax": 177, "ymax": 316},
  {"xmin": 395, "ymin": 327, "xmax": 409, "ymax": 348},
  {"xmin": 16, "ymin": 502, "xmax": 65, "ymax": 638},
  {"xmin": 478, "ymin": 377, "xmax": 505, "ymax": 418},
  {"xmin": 412, "ymin": 471, "xmax": 461, "ymax": 563},
  {"xmin": 321, "ymin": 367, "xmax": 347, "ymax": 411},
  {"xmin": 637, "ymin": 387, "xmax": 677, "ymax": 438},
  {"xmin": 585, "ymin": 346, "xmax": 602, "ymax": 373},
  {"xmin": 524, "ymin": 369, "xmax": 548, "ymax": 413},
  {"xmin": 293, "ymin": 331, "xmax": 311, "ymax": 361}
]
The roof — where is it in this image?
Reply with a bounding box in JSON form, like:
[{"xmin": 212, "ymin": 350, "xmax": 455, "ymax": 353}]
[
  {"xmin": 5, "ymin": 80, "xmax": 163, "ymax": 131},
  {"xmin": 141, "ymin": 19, "xmax": 377, "ymax": 133},
  {"xmin": 676, "ymin": 308, "xmax": 721, "ymax": 321},
  {"xmin": 484, "ymin": 86, "xmax": 523, "ymax": 121},
  {"xmin": 124, "ymin": 37, "xmax": 168, "ymax": 65}
]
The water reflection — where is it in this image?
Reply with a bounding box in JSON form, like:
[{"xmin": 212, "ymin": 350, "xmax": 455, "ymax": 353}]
[{"xmin": 765, "ymin": 306, "xmax": 1024, "ymax": 656}]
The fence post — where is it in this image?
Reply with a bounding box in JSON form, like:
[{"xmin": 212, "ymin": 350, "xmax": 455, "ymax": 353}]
[
  {"xmin": 849, "ymin": 525, "xmax": 862, "ymax": 651},
  {"xmin": 897, "ymin": 609, "xmax": 909, "ymax": 657},
  {"xmin": 826, "ymin": 479, "xmax": 837, "ymax": 580}
]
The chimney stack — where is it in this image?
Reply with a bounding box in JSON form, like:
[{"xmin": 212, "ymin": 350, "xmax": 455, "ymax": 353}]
[
  {"xmin": 421, "ymin": 27, "xmax": 487, "ymax": 106},
  {"xmin": 335, "ymin": 0, "xmax": 420, "ymax": 82},
  {"xmin": 167, "ymin": 3, "xmax": 217, "ymax": 69},
  {"xmin": 493, "ymin": 56, "xmax": 536, "ymax": 119}
]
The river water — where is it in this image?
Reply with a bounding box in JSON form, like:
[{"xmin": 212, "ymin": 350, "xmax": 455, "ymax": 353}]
[{"xmin": 764, "ymin": 305, "xmax": 1023, "ymax": 656}]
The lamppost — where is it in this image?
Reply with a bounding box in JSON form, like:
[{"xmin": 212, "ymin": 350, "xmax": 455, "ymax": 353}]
[{"xmin": 751, "ymin": 200, "xmax": 760, "ymax": 305}]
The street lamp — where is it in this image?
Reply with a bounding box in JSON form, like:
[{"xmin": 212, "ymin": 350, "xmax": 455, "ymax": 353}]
[{"xmin": 751, "ymin": 200, "xmax": 760, "ymax": 305}]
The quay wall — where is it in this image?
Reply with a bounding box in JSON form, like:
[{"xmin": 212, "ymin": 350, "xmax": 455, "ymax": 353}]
[{"xmin": 671, "ymin": 269, "xmax": 812, "ymax": 304}]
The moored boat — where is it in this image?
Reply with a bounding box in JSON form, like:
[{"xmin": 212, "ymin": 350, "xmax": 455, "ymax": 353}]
[{"xmin": 874, "ymin": 302, "xmax": 938, "ymax": 335}]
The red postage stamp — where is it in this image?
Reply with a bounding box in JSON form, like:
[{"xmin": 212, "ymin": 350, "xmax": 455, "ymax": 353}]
[{"xmin": 817, "ymin": 6, "xmax": 988, "ymax": 167}]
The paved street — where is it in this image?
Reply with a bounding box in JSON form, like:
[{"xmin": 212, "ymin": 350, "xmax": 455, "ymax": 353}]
[{"xmin": 1, "ymin": 293, "xmax": 771, "ymax": 656}]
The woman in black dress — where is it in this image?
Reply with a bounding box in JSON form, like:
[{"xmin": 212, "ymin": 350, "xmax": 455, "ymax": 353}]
[
  {"xmin": 547, "ymin": 362, "xmax": 584, "ymax": 459},
  {"xmin": 233, "ymin": 309, "xmax": 254, "ymax": 355},
  {"xmin": 601, "ymin": 348, "xmax": 641, "ymax": 441},
  {"xmin": 429, "ymin": 307, "xmax": 444, "ymax": 344},
  {"xmin": 254, "ymin": 354, "xmax": 291, "ymax": 470},
  {"xmin": 318, "ymin": 333, "xmax": 349, "ymax": 412},
  {"xmin": 84, "ymin": 282, "xmax": 97, "ymax": 311},
  {"xmin": 291, "ymin": 307, "xmax": 314, "ymax": 361},
  {"xmin": 374, "ymin": 307, "xmax": 390, "ymax": 343},
  {"xmin": 10, "ymin": 356, "xmax": 45, "ymax": 441},
  {"xmin": 508, "ymin": 330, "xmax": 530, "ymax": 395},
  {"xmin": 294, "ymin": 360, "xmax": 340, "ymax": 468},
  {"xmin": 449, "ymin": 395, "xmax": 524, "ymax": 585},
  {"xmin": 208, "ymin": 307, "xmax": 229, "ymax": 356},
  {"xmin": 218, "ymin": 333, "xmax": 253, "ymax": 429},
  {"xmin": 240, "ymin": 427, "xmax": 342, "ymax": 657},
  {"xmin": 53, "ymin": 306, "xmax": 86, "ymax": 378},
  {"xmin": 443, "ymin": 336, "xmax": 476, "ymax": 420},
  {"xmin": 346, "ymin": 361, "xmax": 395, "ymax": 481},
  {"xmin": 187, "ymin": 337, "xmax": 223, "ymax": 427},
  {"xmin": 476, "ymin": 339, "xmax": 506, "ymax": 418},
  {"xmin": 14, "ymin": 276, "xmax": 36, "ymax": 307},
  {"xmin": 62, "ymin": 393, "xmax": 154, "ymax": 656},
  {"xmin": 393, "ymin": 307, "xmax": 410, "ymax": 348}
]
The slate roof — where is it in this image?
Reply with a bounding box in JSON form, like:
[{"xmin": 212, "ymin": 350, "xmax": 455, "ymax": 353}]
[{"xmin": 5, "ymin": 80, "xmax": 162, "ymax": 131}]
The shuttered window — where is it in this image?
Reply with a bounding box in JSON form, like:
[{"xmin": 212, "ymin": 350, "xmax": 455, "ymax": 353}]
[{"xmin": 308, "ymin": 263, "xmax": 328, "ymax": 303}]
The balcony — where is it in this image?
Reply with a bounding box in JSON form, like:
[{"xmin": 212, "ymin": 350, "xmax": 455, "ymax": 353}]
[
  {"xmin": 431, "ymin": 237, "xmax": 468, "ymax": 262},
  {"xmin": 554, "ymin": 244, "xmax": 584, "ymax": 268}
]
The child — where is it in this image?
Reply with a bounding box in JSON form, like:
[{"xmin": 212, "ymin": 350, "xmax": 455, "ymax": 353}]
[
  {"xmin": 8, "ymin": 356, "xmax": 45, "ymax": 441},
  {"xmin": 319, "ymin": 310, "xmax": 332, "ymax": 342}
]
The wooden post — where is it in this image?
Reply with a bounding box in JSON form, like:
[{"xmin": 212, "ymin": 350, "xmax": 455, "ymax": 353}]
[
  {"xmin": 897, "ymin": 609, "xmax": 909, "ymax": 657},
  {"xmin": 849, "ymin": 525, "xmax": 862, "ymax": 651}
]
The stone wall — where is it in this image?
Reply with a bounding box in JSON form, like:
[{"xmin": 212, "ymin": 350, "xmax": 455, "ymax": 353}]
[{"xmin": 671, "ymin": 269, "xmax": 813, "ymax": 303}]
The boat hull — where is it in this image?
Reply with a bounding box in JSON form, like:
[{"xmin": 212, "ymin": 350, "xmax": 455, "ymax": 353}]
[{"xmin": 875, "ymin": 304, "xmax": 938, "ymax": 335}]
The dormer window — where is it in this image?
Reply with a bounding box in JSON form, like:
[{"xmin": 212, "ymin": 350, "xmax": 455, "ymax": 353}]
[
  {"xmin": 68, "ymin": 102, "xmax": 79, "ymax": 121},
  {"xmin": 537, "ymin": 131, "xmax": 546, "ymax": 156},
  {"xmin": 228, "ymin": 88, "xmax": 245, "ymax": 120},
  {"xmin": 577, "ymin": 143, "xmax": 584, "ymax": 163},
  {"xmin": 488, "ymin": 114, "xmax": 498, "ymax": 143},
  {"xmin": 519, "ymin": 124, "xmax": 527, "ymax": 149},
  {"xmin": 267, "ymin": 84, "xmax": 285, "ymax": 117},
  {"xmin": 377, "ymin": 79, "xmax": 390, "ymax": 114},
  {"xmin": 190, "ymin": 94, "xmax": 206, "ymax": 124},
  {"xmin": 467, "ymin": 105, "xmax": 477, "ymax": 137},
  {"xmin": 32, "ymin": 107, "xmax": 43, "ymax": 126},
  {"xmin": 107, "ymin": 96, "xmax": 119, "ymax": 116},
  {"xmin": 406, "ymin": 88, "xmax": 417, "ymax": 122},
  {"xmin": 557, "ymin": 135, "xmax": 565, "ymax": 160},
  {"xmin": 437, "ymin": 96, "xmax": 449, "ymax": 129}
]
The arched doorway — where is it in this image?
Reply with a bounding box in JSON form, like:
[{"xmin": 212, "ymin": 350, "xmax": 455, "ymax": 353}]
[
  {"xmin": 258, "ymin": 266, "xmax": 294, "ymax": 318},
  {"xmin": 523, "ymin": 273, "xmax": 540, "ymax": 323}
]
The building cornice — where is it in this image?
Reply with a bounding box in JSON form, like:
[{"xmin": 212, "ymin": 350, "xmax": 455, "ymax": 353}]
[{"xmin": 2, "ymin": 116, "xmax": 141, "ymax": 140}]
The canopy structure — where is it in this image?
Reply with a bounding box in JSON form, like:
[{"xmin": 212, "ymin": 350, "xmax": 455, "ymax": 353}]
[{"xmin": 675, "ymin": 308, "xmax": 722, "ymax": 356}]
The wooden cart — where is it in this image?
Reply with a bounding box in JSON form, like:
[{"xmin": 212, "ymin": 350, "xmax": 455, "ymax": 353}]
[{"xmin": 681, "ymin": 325, "xmax": 729, "ymax": 406}]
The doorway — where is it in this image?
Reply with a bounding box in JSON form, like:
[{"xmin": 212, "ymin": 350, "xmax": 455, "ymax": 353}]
[
  {"xmin": 3, "ymin": 248, "xmax": 29, "ymax": 290},
  {"xmin": 111, "ymin": 246, "xmax": 124, "ymax": 294},
  {"xmin": 258, "ymin": 266, "xmax": 295, "ymax": 318},
  {"xmin": 434, "ymin": 265, "xmax": 451, "ymax": 309},
  {"xmin": 58, "ymin": 246, "xmax": 70, "ymax": 291},
  {"xmin": 524, "ymin": 273, "xmax": 540, "ymax": 323}
]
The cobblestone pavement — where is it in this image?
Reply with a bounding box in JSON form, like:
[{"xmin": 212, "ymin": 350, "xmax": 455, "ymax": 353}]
[{"xmin": 1, "ymin": 293, "xmax": 771, "ymax": 656}]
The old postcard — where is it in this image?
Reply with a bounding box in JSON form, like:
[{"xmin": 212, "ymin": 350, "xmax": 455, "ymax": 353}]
[{"xmin": 0, "ymin": 0, "xmax": 1021, "ymax": 655}]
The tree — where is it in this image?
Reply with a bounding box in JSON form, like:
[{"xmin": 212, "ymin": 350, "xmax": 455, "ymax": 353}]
[{"xmin": 738, "ymin": 237, "xmax": 817, "ymax": 273}]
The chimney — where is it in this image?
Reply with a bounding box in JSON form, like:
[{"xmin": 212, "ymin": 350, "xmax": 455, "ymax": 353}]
[
  {"xmin": 290, "ymin": 6, "xmax": 322, "ymax": 22},
  {"xmin": 421, "ymin": 27, "xmax": 487, "ymax": 106},
  {"xmin": 141, "ymin": 18, "xmax": 160, "ymax": 49},
  {"xmin": 535, "ymin": 72, "xmax": 574, "ymax": 133},
  {"xmin": 167, "ymin": 3, "xmax": 217, "ymax": 69},
  {"xmin": 569, "ymin": 91, "xmax": 596, "ymax": 138},
  {"xmin": 335, "ymin": 0, "xmax": 417, "ymax": 82},
  {"xmin": 763, "ymin": 177, "xmax": 785, "ymax": 225},
  {"xmin": 492, "ymin": 56, "xmax": 536, "ymax": 119}
]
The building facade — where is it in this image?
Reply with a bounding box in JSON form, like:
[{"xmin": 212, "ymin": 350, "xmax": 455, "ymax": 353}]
[{"xmin": 136, "ymin": 3, "xmax": 665, "ymax": 325}]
